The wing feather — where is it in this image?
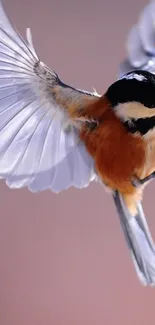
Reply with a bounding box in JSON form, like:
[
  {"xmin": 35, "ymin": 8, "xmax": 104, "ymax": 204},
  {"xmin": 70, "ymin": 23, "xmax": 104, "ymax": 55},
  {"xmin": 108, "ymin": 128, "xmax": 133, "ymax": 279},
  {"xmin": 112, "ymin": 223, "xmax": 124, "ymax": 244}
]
[
  {"xmin": 119, "ymin": 0, "xmax": 155, "ymax": 77},
  {"xmin": 0, "ymin": 1, "xmax": 97, "ymax": 193}
]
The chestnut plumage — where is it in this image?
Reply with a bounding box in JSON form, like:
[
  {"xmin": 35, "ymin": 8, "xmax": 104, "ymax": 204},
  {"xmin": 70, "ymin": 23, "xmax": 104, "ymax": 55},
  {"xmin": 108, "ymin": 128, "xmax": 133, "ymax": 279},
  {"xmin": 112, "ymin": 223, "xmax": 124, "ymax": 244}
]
[{"xmin": 0, "ymin": 0, "xmax": 155, "ymax": 286}]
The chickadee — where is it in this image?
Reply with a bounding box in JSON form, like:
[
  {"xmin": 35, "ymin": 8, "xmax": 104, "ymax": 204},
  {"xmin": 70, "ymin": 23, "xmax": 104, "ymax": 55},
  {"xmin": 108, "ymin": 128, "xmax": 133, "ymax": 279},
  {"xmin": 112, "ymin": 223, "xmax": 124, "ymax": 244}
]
[{"xmin": 0, "ymin": 0, "xmax": 155, "ymax": 286}]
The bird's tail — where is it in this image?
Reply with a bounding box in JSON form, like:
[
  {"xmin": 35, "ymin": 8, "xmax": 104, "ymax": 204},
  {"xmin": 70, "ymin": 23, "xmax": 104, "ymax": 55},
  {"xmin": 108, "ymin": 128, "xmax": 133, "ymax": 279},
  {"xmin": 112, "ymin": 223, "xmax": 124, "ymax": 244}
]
[{"xmin": 113, "ymin": 190, "xmax": 155, "ymax": 286}]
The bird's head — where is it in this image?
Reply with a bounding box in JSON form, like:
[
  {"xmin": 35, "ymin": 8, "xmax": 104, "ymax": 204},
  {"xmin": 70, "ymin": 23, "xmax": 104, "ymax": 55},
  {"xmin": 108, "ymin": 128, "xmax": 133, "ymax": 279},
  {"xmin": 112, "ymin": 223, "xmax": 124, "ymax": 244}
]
[{"xmin": 105, "ymin": 70, "xmax": 155, "ymax": 135}]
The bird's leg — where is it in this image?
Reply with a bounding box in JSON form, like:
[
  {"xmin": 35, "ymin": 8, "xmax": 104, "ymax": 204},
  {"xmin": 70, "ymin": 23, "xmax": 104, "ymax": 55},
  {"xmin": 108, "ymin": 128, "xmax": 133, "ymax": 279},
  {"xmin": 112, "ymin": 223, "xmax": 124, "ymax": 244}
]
[{"xmin": 132, "ymin": 171, "xmax": 155, "ymax": 188}]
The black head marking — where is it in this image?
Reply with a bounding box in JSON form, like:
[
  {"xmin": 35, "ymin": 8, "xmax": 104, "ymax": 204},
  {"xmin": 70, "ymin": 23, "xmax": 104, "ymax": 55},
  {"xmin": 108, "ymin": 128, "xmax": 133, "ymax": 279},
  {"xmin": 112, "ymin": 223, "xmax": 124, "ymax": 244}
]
[
  {"xmin": 106, "ymin": 70, "xmax": 155, "ymax": 108},
  {"xmin": 124, "ymin": 117, "xmax": 155, "ymax": 135}
]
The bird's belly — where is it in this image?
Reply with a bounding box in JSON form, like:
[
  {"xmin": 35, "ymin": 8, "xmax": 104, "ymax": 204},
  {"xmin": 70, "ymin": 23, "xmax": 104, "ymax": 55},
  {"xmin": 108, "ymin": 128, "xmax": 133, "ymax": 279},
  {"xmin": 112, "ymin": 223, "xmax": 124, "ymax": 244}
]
[
  {"xmin": 142, "ymin": 133, "xmax": 155, "ymax": 178},
  {"xmin": 80, "ymin": 121, "xmax": 146, "ymax": 194}
]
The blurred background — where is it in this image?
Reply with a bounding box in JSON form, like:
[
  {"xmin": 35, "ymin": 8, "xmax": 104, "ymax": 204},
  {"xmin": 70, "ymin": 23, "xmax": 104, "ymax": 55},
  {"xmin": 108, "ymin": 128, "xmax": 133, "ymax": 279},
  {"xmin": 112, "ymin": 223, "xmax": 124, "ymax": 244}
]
[{"xmin": 0, "ymin": 0, "xmax": 154, "ymax": 324}]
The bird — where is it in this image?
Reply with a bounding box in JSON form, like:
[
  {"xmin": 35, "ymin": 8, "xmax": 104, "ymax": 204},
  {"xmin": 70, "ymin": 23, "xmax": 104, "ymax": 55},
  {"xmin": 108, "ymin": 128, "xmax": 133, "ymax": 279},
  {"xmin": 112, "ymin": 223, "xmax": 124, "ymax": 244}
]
[{"xmin": 0, "ymin": 0, "xmax": 155, "ymax": 286}]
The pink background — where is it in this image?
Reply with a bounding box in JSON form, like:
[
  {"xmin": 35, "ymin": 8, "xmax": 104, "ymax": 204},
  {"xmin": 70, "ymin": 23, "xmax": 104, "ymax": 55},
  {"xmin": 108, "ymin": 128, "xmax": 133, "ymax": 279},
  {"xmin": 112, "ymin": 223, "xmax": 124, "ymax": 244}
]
[{"xmin": 0, "ymin": 0, "xmax": 155, "ymax": 324}]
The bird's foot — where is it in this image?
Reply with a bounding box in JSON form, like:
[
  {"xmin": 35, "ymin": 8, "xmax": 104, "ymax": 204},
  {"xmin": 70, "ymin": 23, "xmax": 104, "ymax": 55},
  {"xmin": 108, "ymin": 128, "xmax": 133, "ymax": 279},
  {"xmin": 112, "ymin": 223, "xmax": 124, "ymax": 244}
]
[{"xmin": 132, "ymin": 172, "xmax": 155, "ymax": 188}]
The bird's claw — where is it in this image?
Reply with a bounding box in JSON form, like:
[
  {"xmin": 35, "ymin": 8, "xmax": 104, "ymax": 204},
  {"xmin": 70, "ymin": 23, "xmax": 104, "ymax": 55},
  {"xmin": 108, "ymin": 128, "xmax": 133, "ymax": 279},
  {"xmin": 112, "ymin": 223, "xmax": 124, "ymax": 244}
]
[{"xmin": 132, "ymin": 172, "xmax": 155, "ymax": 188}]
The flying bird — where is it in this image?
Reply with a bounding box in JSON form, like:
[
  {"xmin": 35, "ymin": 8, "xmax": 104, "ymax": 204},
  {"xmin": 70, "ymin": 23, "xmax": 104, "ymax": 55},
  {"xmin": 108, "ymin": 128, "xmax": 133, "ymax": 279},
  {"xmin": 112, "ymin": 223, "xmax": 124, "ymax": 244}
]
[{"xmin": 0, "ymin": 0, "xmax": 155, "ymax": 286}]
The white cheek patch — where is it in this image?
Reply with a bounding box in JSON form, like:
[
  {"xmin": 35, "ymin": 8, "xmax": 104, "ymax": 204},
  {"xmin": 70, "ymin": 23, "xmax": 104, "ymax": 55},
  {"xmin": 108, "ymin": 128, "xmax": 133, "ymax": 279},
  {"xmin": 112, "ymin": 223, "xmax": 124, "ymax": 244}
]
[{"xmin": 115, "ymin": 102, "xmax": 155, "ymax": 121}]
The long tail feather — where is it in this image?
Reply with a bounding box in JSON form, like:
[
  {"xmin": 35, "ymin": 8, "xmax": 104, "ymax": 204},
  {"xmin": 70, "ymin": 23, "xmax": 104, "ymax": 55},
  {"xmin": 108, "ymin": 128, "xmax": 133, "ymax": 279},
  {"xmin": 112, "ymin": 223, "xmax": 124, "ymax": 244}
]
[{"xmin": 113, "ymin": 190, "xmax": 155, "ymax": 286}]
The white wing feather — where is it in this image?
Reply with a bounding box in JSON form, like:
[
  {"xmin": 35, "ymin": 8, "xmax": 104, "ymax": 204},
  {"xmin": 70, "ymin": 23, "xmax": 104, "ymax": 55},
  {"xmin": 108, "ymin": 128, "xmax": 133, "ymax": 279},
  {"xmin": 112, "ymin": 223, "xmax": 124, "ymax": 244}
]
[
  {"xmin": 0, "ymin": 1, "xmax": 97, "ymax": 193},
  {"xmin": 119, "ymin": 0, "xmax": 155, "ymax": 77}
]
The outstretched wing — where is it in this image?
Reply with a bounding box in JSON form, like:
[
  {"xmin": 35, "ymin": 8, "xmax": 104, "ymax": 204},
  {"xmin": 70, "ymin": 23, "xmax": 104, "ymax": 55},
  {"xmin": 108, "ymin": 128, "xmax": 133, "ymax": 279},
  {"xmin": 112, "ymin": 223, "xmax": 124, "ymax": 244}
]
[
  {"xmin": 0, "ymin": 1, "xmax": 99, "ymax": 193},
  {"xmin": 119, "ymin": 0, "xmax": 155, "ymax": 77}
]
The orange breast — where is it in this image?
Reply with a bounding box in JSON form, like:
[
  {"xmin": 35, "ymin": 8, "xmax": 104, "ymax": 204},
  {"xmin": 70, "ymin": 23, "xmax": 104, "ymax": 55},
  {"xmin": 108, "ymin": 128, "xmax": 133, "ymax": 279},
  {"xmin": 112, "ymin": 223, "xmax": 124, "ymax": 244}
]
[{"xmin": 79, "ymin": 102, "xmax": 146, "ymax": 194}]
